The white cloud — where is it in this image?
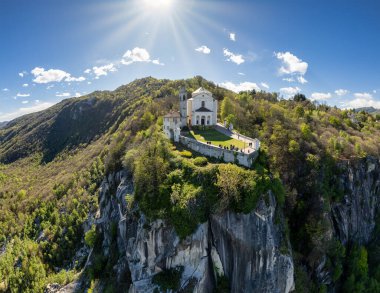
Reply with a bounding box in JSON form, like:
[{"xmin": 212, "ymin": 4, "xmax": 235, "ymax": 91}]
[
  {"xmin": 21, "ymin": 100, "xmax": 29, "ymax": 104},
  {"xmin": 373, "ymin": 90, "xmax": 377, "ymax": 94},
  {"xmin": 229, "ymin": 33, "xmax": 236, "ymax": 41},
  {"xmin": 65, "ymin": 76, "xmax": 86, "ymax": 82},
  {"xmin": 84, "ymin": 68, "xmax": 91, "ymax": 74},
  {"xmin": 18, "ymin": 71, "xmax": 27, "ymax": 78},
  {"xmin": 223, "ymin": 48, "xmax": 245, "ymax": 65},
  {"xmin": 121, "ymin": 47, "xmax": 151, "ymax": 65},
  {"xmin": 344, "ymin": 93, "xmax": 380, "ymax": 109},
  {"xmin": 283, "ymin": 77, "xmax": 295, "ymax": 82},
  {"xmin": 335, "ymin": 89, "xmax": 349, "ymax": 96},
  {"xmin": 238, "ymin": 72, "xmax": 245, "ymax": 76},
  {"xmin": 75, "ymin": 92, "xmax": 81, "ymax": 97},
  {"xmin": 310, "ymin": 92, "xmax": 332, "ymax": 101},
  {"xmin": 297, "ymin": 76, "xmax": 308, "ymax": 84},
  {"xmin": 46, "ymin": 85, "xmax": 54, "ymax": 90},
  {"xmin": 280, "ymin": 87, "xmax": 301, "ymax": 97},
  {"xmin": 16, "ymin": 93, "xmax": 30, "ymax": 97},
  {"xmin": 31, "ymin": 67, "xmax": 86, "ymax": 84},
  {"xmin": 219, "ymin": 81, "xmax": 260, "ymax": 93},
  {"xmin": 275, "ymin": 51, "xmax": 308, "ymax": 75},
  {"xmin": 31, "ymin": 67, "xmax": 69, "ymax": 83},
  {"xmin": 56, "ymin": 92, "xmax": 71, "ymax": 97},
  {"xmin": 0, "ymin": 101, "xmax": 55, "ymax": 122},
  {"xmin": 152, "ymin": 59, "xmax": 164, "ymax": 66},
  {"xmin": 2, "ymin": 88, "xmax": 9, "ymax": 92},
  {"xmin": 92, "ymin": 64, "xmax": 117, "ymax": 79},
  {"xmin": 22, "ymin": 83, "xmax": 29, "ymax": 87},
  {"xmin": 195, "ymin": 45, "xmax": 211, "ymax": 54},
  {"xmin": 261, "ymin": 82, "xmax": 269, "ymax": 89}
]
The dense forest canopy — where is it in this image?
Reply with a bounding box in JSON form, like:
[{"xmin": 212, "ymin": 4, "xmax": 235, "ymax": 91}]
[{"xmin": 0, "ymin": 76, "xmax": 379, "ymax": 292}]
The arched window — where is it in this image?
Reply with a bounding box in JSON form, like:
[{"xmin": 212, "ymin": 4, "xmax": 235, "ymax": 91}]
[
  {"xmin": 196, "ymin": 115, "xmax": 200, "ymax": 125},
  {"xmin": 201, "ymin": 101, "xmax": 205, "ymax": 107},
  {"xmin": 207, "ymin": 116, "xmax": 211, "ymax": 125}
]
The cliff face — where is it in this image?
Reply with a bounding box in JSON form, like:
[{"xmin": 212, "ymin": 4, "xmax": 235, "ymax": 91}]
[
  {"xmin": 331, "ymin": 157, "xmax": 380, "ymax": 245},
  {"xmin": 95, "ymin": 170, "xmax": 295, "ymax": 293},
  {"xmin": 313, "ymin": 157, "xmax": 380, "ymax": 286}
]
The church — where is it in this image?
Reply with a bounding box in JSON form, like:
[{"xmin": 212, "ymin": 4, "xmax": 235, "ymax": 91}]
[
  {"xmin": 163, "ymin": 87, "xmax": 218, "ymax": 141},
  {"xmin": 179, "ymin": 86, "xmax": 218, "ymax": 127}
]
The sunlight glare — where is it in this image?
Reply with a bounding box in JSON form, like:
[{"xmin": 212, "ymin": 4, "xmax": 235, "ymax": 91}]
[{"xmin": 143, "ymin": 0, "xmax": 174, "ymax": 9}]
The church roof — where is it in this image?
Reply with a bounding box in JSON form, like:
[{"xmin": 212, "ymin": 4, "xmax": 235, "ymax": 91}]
[
  {"xmin": 164, "ymin": 111, "xmax": 181, "ymax": 118},
  {"xmin": 192, "ymin": 87, "xmax": 212, "ymax": 97},
  {"xmin": 195, "ymin": 106, "xmax": 213, "ymax": 112}
]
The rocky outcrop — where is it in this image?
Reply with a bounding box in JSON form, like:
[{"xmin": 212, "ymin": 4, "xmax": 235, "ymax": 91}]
[
  {"xmin": 315, "ymin": 157, "xmax": 380, "ymax": 286},
  {"xmin": 210, "ymin": 193, "xmax": 294, "ymax": 293},
  {"xmin": 331, "ymin": 157, "xmax": 380, "ymax": 244},
  {"xmin": 93, "ymin": 170, "xmax": 295, "ymax": 292}
]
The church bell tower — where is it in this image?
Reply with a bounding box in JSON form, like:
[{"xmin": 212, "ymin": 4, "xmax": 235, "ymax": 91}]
[{"xmin": 179, "ymin": 86, "xmax": 187, "ymax": 127}]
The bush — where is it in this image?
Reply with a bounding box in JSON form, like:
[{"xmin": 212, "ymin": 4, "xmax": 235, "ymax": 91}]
[
  {"xmin": 179, "ymin": 150, "xmax": 192, "ymax": 158},
  {"xmin": 193, "ymin": 156, "xmax": 208, "ymax": 166},
  {"xmin": 85, "ymin": 225, "xmax": 97, "ymax": 248},
  {"xmin": 152, "ymin": 266, "xmax": 184, "ymax": 291}
]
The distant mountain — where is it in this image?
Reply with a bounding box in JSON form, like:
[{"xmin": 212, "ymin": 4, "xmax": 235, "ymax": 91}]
[
  {"xmin": 354, "ymin": 106, "xmax": 380, "ymax": 115},
  {"xmin": 0, "ymin": 121, "xmax": 7, "ymax": 129}
]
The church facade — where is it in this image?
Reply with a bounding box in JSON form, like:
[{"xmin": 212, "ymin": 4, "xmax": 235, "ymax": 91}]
[
  {"xmin": 179, "ymin": 87, "xmax": 218, "ymax": 127},
  {"xmin": 164, "ymin": 87, "xmax": 218, "ymax": 142}
]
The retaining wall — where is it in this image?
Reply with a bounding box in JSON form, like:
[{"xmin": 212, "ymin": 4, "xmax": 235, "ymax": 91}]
[{"xmin": 179, "ymin": 135, "xmax": 259, "ymax": 168}]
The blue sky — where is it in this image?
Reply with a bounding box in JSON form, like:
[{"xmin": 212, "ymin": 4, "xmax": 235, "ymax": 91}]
[{"xmin": 1, "ymin": 0, "xmax": 380, "ymax": 121}]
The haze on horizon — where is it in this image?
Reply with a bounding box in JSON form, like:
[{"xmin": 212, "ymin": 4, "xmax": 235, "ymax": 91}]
[{"xmin": 0, "ymin": 0, "xmax": 379, "ymax": 121}]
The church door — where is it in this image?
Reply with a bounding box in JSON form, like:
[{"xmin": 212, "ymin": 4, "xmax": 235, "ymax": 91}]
[{"xmin": 201, "ymin": 116, "xmax": 205, "ymax": 125}]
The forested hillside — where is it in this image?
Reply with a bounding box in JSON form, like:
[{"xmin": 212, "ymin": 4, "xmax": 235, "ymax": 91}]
[{"xmin": 0, "ymin": 77, "xmax": 379, "ymax": 292}]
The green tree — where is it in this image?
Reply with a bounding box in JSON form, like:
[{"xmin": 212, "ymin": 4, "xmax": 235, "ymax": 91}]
[
  {"xmin": 293, "ymin": 93, "xmax": 307, "ymax": 102},
  {"xmin": 220, "ymin": 96, "xmax": 234, "ymax": 121}
]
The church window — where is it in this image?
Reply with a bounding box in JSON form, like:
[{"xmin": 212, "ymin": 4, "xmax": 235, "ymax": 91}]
[{"xmin": 202, "ymin": 101, "xmax": 205, "ymax": 107}]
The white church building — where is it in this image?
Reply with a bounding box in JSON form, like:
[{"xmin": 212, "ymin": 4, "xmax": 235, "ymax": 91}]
[
  {"xmin": 180, "ymin": 87, "xmax": 218, "ymax": 127},
  {"xmin": 164, "ymin": 86, "xmax": 218, "ymax": 142}
]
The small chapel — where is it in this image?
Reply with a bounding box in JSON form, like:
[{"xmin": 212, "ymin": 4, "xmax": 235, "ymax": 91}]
[{"xmin": 163, "ymin": 87, "xmax": 218, "ymax": 141}]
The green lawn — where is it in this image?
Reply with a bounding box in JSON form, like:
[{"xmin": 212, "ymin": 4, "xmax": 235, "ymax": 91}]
[{"xmin": 185, "ymin": 129, "xmax": 247, "ymax": 149}]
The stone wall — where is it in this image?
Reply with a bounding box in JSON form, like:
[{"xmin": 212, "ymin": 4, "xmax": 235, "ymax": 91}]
[{"xmin": 179, "ymin": 135, "xmax": 259, "ymax": 168}]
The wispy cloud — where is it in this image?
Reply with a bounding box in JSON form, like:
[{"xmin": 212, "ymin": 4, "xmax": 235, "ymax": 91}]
[
  {"xmin": 311, "ymin": 92, "xmax": 332, "ymax": 101},
  {"xmin": 261, "ymin": 82, "xmax": 269, "ymax": 89},
  {"xmin": 16, "ymin": 93, "xmax": 30, "ymax": 97},
  {"xmin": 195, "ymin": 45, "xmax": 211, "ymax": 54},
  {"xmin": 92, "ymin": 64, "xmax": 117, "ymax": 79},
  {"xmin": 229, "ymin": 33, "xmax": 236, "ymax": 41},
  {"xmin": 219, "ymin": 81, "xmax": 260, "ymax": 93},
  {"xmin": 0, "ymin": 101, "xmax": 55, "ymax": 122},
  {"xmin": 344, "ymin": 92, "xmax": 380, "ymax": 109},
  {"xmin": 56, "ymin": 92, "xmax": 71, "ymax": 97},
  {"xmin": 280, "ymin": 86, "xmax": 301, "ymax": 97},
  {"xmin": 223, "ymin": 48, "xmax": 245, "ymax": 65},
  {"xmin": 335, "ymin": 89, "xmax": 349, "ymax": 96}
]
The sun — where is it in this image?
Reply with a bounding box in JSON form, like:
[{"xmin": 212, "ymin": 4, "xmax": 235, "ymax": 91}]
[{"xmin": 142, "ymin": 0, "xmax": 174, "ymax": 9}]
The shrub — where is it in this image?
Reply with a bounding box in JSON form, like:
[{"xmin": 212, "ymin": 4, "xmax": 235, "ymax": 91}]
[
  {"xmin": 152, "ymin": 266, "xmax": 184, "ymax": 291},
  {"xmin": 84, "ymin": 225, "xmax": 97, "ymax": 248},
  {"xmin": 193, "ymin": 156, "xmax": 208, "ymax": 166},
  {"xmin": 179, "ymin": 150, "xmax": 192, "ymax": 158}
]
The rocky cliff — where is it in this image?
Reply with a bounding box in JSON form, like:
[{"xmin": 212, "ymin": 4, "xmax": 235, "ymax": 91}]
[
  {"xmin": 92, "ymin": 170, "xmax": 295, "ymax": 293},
  {"xmin": 331, "ymin": 156, "xmax": 380, "ymax": 245}
]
